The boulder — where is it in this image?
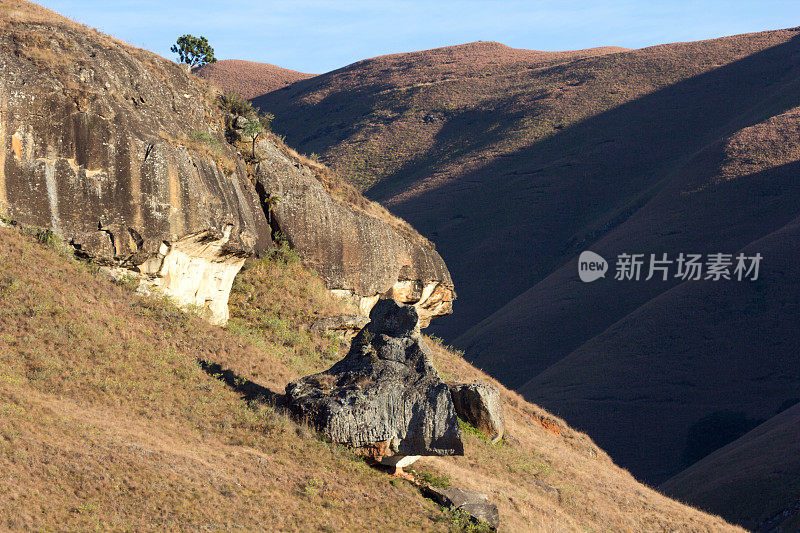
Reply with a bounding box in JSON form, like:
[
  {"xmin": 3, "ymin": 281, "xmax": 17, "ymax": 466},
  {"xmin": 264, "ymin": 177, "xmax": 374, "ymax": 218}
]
[
  {"xmin": 254, "ymin": 140, "xmax": 455, "ymax": 327},
  {"xmin": 423, "ymin": 486, "xmax": 500, "ymax": 530},
  {"xmin": 286, "ymin": 299, "xmax": 463, "ymax": 459},
  {"xmin": 449, "ymin": 381, "xmax": 504, "ymax": 444}
]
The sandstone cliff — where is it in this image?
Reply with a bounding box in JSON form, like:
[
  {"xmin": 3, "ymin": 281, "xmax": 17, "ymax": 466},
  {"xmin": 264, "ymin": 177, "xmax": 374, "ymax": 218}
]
[
  {"xmin": 0, "ymin": 5, "xmax": 271, "ymax": 323},
  {"xmin": 254, "ymin": 140, "xmax": 454, "ymax": 327},
  {"xmin": 0, "ymin": 0, "xmax": 455, "ymax": 326}
]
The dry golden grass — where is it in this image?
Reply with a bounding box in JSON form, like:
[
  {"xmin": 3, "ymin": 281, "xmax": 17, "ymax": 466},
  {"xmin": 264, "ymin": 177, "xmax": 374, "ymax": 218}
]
[
  {"xmin": 0, "ymin": 227, "xmax": 442, "ymax": 531},
  {"xmin": 0, "ymin": 225, "xmax": 740, "ymax": 531}
]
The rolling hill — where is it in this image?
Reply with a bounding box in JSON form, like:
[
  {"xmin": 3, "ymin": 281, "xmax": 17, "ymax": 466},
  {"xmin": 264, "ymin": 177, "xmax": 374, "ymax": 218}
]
[
  {"xmin": 195, "ymin": 59, "xmax": 313, "ymax": 99},
  {"xmin": 661, "ymin": 402, "xmax": 800, "ymax": 531},
  {"xmin": 0, "ymin": 215, "xmax": 740, "ymax": 531},
  {"xmin": 249, "ymin": 29, "xmax": 800, "ymax": 522},
  {"xmin": 0, "ymin": 1, "xmax": 749, "ymax": 530}
]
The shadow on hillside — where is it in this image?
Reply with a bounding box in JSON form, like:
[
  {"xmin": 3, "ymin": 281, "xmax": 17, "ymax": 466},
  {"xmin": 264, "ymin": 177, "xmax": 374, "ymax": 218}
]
[
  {"xmin": 198, "ymin": 359, "xmax": 286, "ymax": 407},
  {"xmin": 372, "ymin": 31, "xmax": 800, "ymax": 342}
]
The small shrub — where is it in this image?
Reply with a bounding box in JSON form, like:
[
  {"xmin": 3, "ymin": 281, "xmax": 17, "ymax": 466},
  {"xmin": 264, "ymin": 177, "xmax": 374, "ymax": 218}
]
[
  {"xmin": 188, "ymin": 130, "xmax": 220, "ymax": 147},
  {"xmin": 268, "ymin": 240, "xmax": 300, "ymax": 265},
  {"xmin": 458, "ymin": 418, "xmax": 487, "ymax": 441},
  {"xmin": 219, "ymin": 92, "xmax": 257, "ymax": 118},
  {"xmin": 439, "ymin": 507, "xmax": 494, "ymax": 532},
  {"xmin": 35, "ymin": 227, "xmax": 58, "ymax": 247},
  {"xmin": 411, "ymin": 469, "xmax": 451, "ymax": 488}
]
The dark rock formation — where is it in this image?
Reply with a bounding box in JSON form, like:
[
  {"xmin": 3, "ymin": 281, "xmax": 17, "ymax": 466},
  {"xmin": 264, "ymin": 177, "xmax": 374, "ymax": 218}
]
[
  {"xmin": 0, "ymin": 13, "xmax": 270, "ymax": 322},
  {"xmin": 254, "ymin": 140, "xmax": 455, "ymax": 327},
  {"xmin": 423, "ymin": 486, "xmax": 500, "ymax": 530},
  {"xmin": 286, "ymin": 299, "xmax": 463, "ymax": 457},
  {"xmin": 449, "ymin": 381, "xmax": 504, "ymax": 444}
]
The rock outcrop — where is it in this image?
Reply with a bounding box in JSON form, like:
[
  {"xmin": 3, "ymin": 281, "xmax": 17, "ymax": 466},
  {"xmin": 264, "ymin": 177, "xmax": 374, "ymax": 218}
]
[
  {"xmin": 254, "ymin": 140, "xmax": 455, "ymax": 327},
  {"xmin": 449, "ymin": 381, "xmax": 505, "ymax": 444},
  {"xmin": 423, "ymin": 486, "xmax": 500, "ymax": 530},
  {"xmin": 0, "ymin": 10, "xmax": 270, "ymax": 323},
  {"xmin": 286, "ymin": 299, "xmax": 463, "ymax": 459},
  {"xmin": 0, "ymin": 4, "xmax": 457, "ymax": 329}
]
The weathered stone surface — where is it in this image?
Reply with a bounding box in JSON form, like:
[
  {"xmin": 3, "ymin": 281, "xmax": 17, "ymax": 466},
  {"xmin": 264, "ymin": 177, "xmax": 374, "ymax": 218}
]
[
  {"xmin": 286, "ymin": 299, "xmax": 463, "ymax": 457},
  {"xmin": 449, "ymin": 381, "xmax": 505, "ymax": 444},
  {"xmin": 423, "ymin": 486, "xmax": 500, "ymax": 530},
  {"xmin": 0, "ymin": 9, "xmax": 458, "ymax": 329},
  {"xmin": 254, "ymin": 140, "xmax": 455, "ymax": 327},
  {"xmin": 0, "ymin": 14, "xmax": 271, "ymax": 323},
  {"xmin": 309, "ymin": 314, "xmax": 370, "ymax": 340}
]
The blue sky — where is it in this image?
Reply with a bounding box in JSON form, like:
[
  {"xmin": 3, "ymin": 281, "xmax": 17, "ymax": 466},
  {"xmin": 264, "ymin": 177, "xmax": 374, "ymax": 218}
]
[{"xmin": 38, "ymin": 1, "xmax": 800, "ymax": 73}]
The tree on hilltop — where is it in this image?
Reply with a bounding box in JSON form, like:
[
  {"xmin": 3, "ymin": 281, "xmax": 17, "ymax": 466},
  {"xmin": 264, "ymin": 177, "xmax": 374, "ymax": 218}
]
[{"xmin": 171, "ymin": 34, "xmax": 217, "ymax": 67}]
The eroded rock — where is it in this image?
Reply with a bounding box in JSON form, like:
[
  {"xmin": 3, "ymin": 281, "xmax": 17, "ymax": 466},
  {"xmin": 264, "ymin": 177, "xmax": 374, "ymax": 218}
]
[
  {"xmin": 254, "ymin": 140, "xmax": 455, "ymax": 327},
  {"xmin": 286, "ymin": 299, "xmax": 463, "ymax": 458},
  {"xmin": 449, "ymin": 381, "xmax": 505, "ymax": 444},
  {"xmin": 0, "ymin": 16, "xmax": 271, "ymax": 324}
]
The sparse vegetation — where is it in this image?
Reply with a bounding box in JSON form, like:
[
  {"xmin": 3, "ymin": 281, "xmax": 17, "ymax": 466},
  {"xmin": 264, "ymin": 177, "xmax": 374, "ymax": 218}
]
[
  {"xmin": 220, "ymin": 91, "xmax": 257, "ymax": 118},
  {"xmin": 218, "ymin": 91, "xmax": 274, "ymax": 157},
  {"xmin": 411, "ymin": 468, "xmax": 452, "ymax": 489}
]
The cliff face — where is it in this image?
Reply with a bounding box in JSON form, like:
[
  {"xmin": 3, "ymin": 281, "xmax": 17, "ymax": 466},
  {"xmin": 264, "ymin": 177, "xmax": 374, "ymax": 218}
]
[
  {"xmin": 0, "ymin": 1, "xmax": 455, "ymax": 327},
  {"xmin": 0, "ymin": 8, "xmax": 271, "ymax": 323},
  {"xmin": 254, "ymin": 140, "xmax": 454, "ymax": 327}
]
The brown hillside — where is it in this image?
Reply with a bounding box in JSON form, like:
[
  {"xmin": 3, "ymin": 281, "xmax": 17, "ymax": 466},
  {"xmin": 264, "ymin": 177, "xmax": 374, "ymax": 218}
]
[
  {"xmin": 0, "ymin": 224, "xmax": 741, "ymax": 531},
  {"xmin": 0, "ymin": 2, "xmax": 746, "ymax": 530},
  {"xmin": 660, "ymin": 402, "xmax": 800, "ymax": 531},
  {"xmin": 194, "ymin": 59, "xmax": 313, "ymax": 99},
  {"xmin": 254, "ymin": 27, "xmax": 800, "ymax": 482},
  {"xmin": 252, "ymin": 31, "xmax": 799, "ymax": 343}
]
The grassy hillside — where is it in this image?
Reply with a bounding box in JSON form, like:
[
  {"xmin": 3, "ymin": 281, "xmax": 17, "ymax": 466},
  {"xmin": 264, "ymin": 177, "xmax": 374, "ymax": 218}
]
[
  {"xmin": 195, "ymin": 60, "xmax": 313, "ymax": 99},
  {"xmin": 0, "ymin": 224, "xmax": 739, "ymax": 531},
  {"xmin": 660, "ymin": 402, "xmax": 800, "ymax": 531}
]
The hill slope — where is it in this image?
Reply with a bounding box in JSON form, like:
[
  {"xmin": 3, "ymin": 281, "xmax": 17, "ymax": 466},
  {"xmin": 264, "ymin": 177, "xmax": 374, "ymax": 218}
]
[
  {"xmin": 195, "ymin": 59, "xmax": 313, "ymax": 99},
  {"xmin": 0, "ymin": 225, "xmax": 740, "ymax": 531},
  {"xmin": 255, "ymin": 31, "xmax": 800, "ymax": 342},
  {"xmin": 661, "ymin": 402, "xmax": 800, "ymax": 532},
  {"xmin": 253, "ymin": 30, "xmax": 800, "ymax": 496}
]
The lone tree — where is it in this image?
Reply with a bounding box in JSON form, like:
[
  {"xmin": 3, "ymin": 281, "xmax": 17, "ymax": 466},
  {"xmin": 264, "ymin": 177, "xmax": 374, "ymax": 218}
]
[
  {"xmin": 171, "ymin": 34, "xmax": 217, "ymax": 67},
  {"xmin": 241, "ymin": 112, "xmax": 274, "ymax": 160}
]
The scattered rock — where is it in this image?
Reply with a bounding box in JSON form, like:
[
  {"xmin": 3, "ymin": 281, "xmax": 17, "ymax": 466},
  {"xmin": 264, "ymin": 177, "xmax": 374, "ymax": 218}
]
[
  {"xmin": 423, "ymin": 485, "xmax": 500, "ymax": 530},
  {"xmin": 309, "ymin": 314, "xmax": 370, "ymax": 340},
  {"xmin": 286, "ymin": 299, "xmax": 463, "ymax": 462},
  {"xmin": 449, "ymin": 381, "xmax": 504, "ymax": 444}
]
